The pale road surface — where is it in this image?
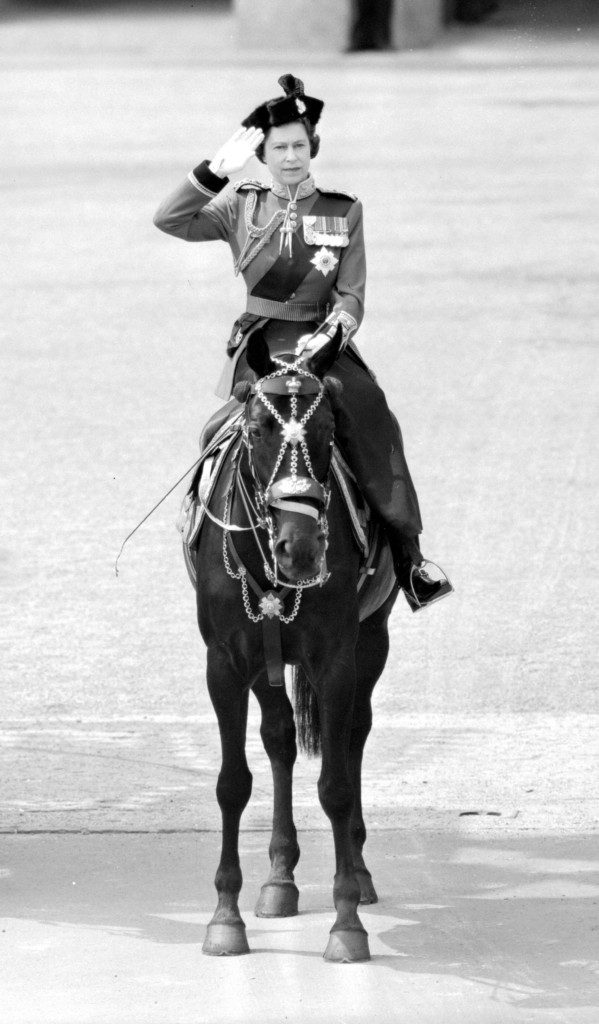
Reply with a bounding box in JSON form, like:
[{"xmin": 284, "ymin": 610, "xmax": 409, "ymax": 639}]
[{"xmin": 1, "ymin": 2, "xmax": 598, "ymax": 1022}]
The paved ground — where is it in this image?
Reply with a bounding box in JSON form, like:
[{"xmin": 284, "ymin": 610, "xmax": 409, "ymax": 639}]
[
  {"xmin": 1, "ymin": 711, "xmax": 598, "ymax": 834},
  {"xmin": 3, "ymin": 830, "xmax": 599, "ymax": 1024},
  {"xmin": 1, "ymin": 1, "xmax": 598, "ymax": 1021}
]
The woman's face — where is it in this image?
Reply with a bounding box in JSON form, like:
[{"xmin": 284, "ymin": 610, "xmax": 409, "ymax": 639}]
[{"xmin": 263, "ymin": 122, "xmax": 311, "ymax": 187}]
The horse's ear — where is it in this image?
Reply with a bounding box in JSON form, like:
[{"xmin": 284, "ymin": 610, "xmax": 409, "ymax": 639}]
[
  {"xmin": 245, "ymin": 329, "xmax": 277, "ymax": 379},
  {"xmin": 307, "ymin": 325, "xmax": 344, "ymax": 379}
]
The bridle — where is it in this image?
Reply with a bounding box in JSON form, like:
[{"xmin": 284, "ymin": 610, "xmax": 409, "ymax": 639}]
[
  {"xmin": 216, "ymin": 357, "xmax": 333, "ymax": 629},
  {"xmin": 194, "ymin": 355, "xmax": 337, "ymax": 683},
  {"xmin": 239, "ymin": 356, "xmax": 332, "ymax": 591}
]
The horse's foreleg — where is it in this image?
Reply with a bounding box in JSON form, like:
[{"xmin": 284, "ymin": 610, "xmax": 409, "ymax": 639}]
[
  {"xmin": 318, "ymin": 656, "xmax": 371, "ymax": 963},
  {"xmin": 253, "ymin": 677, "xmax": 300, "ymax": 917},
  {"xmin": 203, "ymin": 648, "xmax": 252, "ymax": 956}
]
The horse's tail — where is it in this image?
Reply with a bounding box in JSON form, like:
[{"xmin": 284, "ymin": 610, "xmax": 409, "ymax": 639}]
[{"xmin": 292, "ymin": 666, "xmax": 321, "ymax": 757}]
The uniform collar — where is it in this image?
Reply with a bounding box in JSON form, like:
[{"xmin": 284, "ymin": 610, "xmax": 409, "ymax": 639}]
[{"xmin": 270, "ymin": 175, "xmax": 316, "ymax": 201}]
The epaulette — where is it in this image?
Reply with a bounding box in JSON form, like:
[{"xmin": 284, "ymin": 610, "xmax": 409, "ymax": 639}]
[
  {"xmin": 234, "ymin": 178, "xmax": 268, "ymax": 192},
  {"xmin": 318, "ymin": 186, "xmax": 358, "ymax": 202}
]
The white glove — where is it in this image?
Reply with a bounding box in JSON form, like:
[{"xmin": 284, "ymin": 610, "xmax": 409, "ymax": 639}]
[
  {"xmin": 209, "ymin": 127, "xmax": 265, "ymax": 179},
  {"xmin": 296, "ymin": 333, "xmax": 331, "ymax": 359}
]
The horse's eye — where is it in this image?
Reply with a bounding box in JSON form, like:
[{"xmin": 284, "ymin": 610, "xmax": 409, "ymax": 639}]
[{"xmin": 249, "ymin": 426, "xmax": 262, "ymax": 439}]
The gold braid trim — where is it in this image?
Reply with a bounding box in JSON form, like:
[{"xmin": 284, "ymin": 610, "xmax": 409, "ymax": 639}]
[{"xmin": 233, "ymin": 190, "xmax": 285, "ymax": 276}]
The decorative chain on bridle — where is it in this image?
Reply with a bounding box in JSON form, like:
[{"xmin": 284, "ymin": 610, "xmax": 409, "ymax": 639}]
[
  {"xmin": 222, "ymin": 357, "xmax": 332, "ymax": 623},
  {"xmin": 251, "ymin": 360, "xmax": 328, "ymax": 497},
  {"xmin": 222, "ymin": 490, "xmax": 304, "ymax": 625}
]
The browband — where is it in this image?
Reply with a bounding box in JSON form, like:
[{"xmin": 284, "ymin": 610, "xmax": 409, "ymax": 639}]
[{"xmin": 252, "ymin": 376, "xmax": 321, "ymax": 397}]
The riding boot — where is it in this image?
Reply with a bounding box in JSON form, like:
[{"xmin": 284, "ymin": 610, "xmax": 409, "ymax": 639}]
[
  {"xmin": 387, "ymin": 530, "xmax": 454, "ymax": 612},
  {"xmin": 330, "ymin": 350, "xmax": 453, "ymax": 611}
]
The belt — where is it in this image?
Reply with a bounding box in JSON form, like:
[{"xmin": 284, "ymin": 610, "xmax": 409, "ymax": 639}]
[{"xmin": 245, "ymin": 296, "xmax": 328, "ymax": 321}]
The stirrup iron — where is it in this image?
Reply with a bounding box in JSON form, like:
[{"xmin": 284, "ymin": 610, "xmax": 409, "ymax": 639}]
[{"xmin": 404, "ymin": 559, "xmax": 454, "ymax": 612}]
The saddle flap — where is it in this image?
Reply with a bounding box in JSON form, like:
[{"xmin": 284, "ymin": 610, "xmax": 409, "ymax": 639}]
[
  {"xmin": 331, "ymin": 447, "xmax": 369, "ymax": 554},
  {"xmin": 331, "ymin": 447, "xmax": 395, "ymax": 620},
  {"xmin": 177, "ymin": 421, "xmax": 243, "ymax": 588}
]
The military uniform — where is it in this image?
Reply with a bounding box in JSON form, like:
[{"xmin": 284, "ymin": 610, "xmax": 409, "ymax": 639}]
[
  {"xmin": 154, "ymin": 163, "xmax": 364, "ymax": 388},
  {"xmin": 154, "ymin": 159, "xmax": 424, "ymax": 557}
]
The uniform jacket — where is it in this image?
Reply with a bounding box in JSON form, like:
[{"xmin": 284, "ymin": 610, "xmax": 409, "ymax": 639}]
[{"xmin": 154, "ymin": 161, "xmax": 366, "ymax": 397}]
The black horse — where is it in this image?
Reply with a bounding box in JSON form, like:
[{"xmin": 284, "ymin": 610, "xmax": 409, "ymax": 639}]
[{"xmin": 191, "ymin": 327, "xmax": 398, "ymax": 962}]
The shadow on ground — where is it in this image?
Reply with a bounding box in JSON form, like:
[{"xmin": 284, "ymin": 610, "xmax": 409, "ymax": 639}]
[
  {"xmin": 366, "ymin": 832, "xmax": 599, "ymax": 1011},
  {"xmin": 2, "ymin": 829, "xmax": 598, "ymax": 1012}
]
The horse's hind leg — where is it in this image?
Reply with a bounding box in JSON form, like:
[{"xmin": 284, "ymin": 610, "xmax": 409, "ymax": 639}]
[
  {"xmin": 350, "ymin": 591, "xmax": 397, "ymax": 905},
  {"xmin": 203, "ymin": 648, "xmax": 253, "ymax": 956},
  {"xmin": 252, "ymin": 675, "xmax": 300, "ymax": 917}
]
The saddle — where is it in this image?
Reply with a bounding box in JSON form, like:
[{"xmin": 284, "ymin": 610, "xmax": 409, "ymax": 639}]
[{"xmin": 177, "ymin": 407, "xmax": 396, "ymax": 623}]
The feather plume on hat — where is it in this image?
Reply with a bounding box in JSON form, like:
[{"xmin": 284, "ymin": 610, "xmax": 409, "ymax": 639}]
[{"xmin": 241, "ymin": 73, "xmax": 324, "ymax": 132}]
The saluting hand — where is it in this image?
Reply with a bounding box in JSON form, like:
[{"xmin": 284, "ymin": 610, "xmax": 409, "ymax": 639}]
[{"xmin": 209, "ymin": 127, "xmax": 265, "ymax": 178}]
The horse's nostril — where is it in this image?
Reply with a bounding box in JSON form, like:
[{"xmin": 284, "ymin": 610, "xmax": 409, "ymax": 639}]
[
  {"xmin": 273, "ymin": 529, "xmax": 323, "ymax": 578},
  {"xmin": 274, "ymin": 538, "xmax": 290, "ymax": 559}
]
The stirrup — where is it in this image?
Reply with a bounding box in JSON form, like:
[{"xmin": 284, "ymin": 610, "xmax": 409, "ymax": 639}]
[{"xmin": 404, "ymin": 559, "xmax": 454, "ymax": 613}]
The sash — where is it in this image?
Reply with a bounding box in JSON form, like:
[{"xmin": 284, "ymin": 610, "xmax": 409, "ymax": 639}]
[{"xmin": 251, "ymin": 193, "xmax": 353, "ymax": 303}]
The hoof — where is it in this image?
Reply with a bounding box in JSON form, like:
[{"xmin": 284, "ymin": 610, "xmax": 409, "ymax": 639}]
[
  {"xmin": 324, "ymin": 928, "xmax": 371, "ymax": 963},
  {"xmin": 255, "ymin": 881, "xmax": 299, "ymax": 918},
  {"xmin": 356, "ymin": 869, "xmax": 378, "ymax": 905},
  {"xmin": 202, "ymin": 922, "xmax": 250, "ymax": 956}
]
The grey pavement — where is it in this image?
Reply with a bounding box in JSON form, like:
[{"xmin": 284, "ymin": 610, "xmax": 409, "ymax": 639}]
[
  {"xmin": 2, "ymin": 830, "xmax": 599, "ymax": 1024},
  {"xmin": 1, "ymin": 711, "xmax": 598, "ymax": 834},
  {"xmin": 1, "ymin": 2, "xmax": 598, "ymax": 1021}
]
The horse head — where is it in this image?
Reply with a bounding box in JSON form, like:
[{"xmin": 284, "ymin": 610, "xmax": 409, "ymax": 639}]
[{"xmin": 233, "ymin": 327, "xmax": 344, "ymax": 586}]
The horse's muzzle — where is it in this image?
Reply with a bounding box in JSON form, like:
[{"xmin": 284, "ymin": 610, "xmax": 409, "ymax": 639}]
[{"xmin": 273, "ymin": 517, "xmax": 327, "ymax": 583}]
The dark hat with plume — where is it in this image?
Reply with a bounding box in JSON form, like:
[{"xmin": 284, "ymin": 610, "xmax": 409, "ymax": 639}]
[{"xmin": 241, "ymin": 74, "xmax": 324, "ymax": 132}]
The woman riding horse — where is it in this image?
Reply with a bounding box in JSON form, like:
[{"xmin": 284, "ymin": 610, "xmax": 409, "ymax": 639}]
[{"xmin": 153, "ymin": 72, "xmax": 452, "ymax": 610}]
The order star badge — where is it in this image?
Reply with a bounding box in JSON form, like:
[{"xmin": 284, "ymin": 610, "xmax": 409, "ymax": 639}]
[
  {"xmin": 310, "ymin": 246, "xmax": 338, "ymax": 278},
  {"xmin": 281, "ymin": 419, "xmax": 306, "ymax": 446},
  {"xmin": 259, "ymin": 592, "xmax": 283, "ymax": 619}
]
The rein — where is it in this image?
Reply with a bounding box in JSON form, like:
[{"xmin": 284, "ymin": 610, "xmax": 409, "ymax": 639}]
[{"xmin": 197, "ymin": 451, "xmax": 263, "ymax": 534}]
